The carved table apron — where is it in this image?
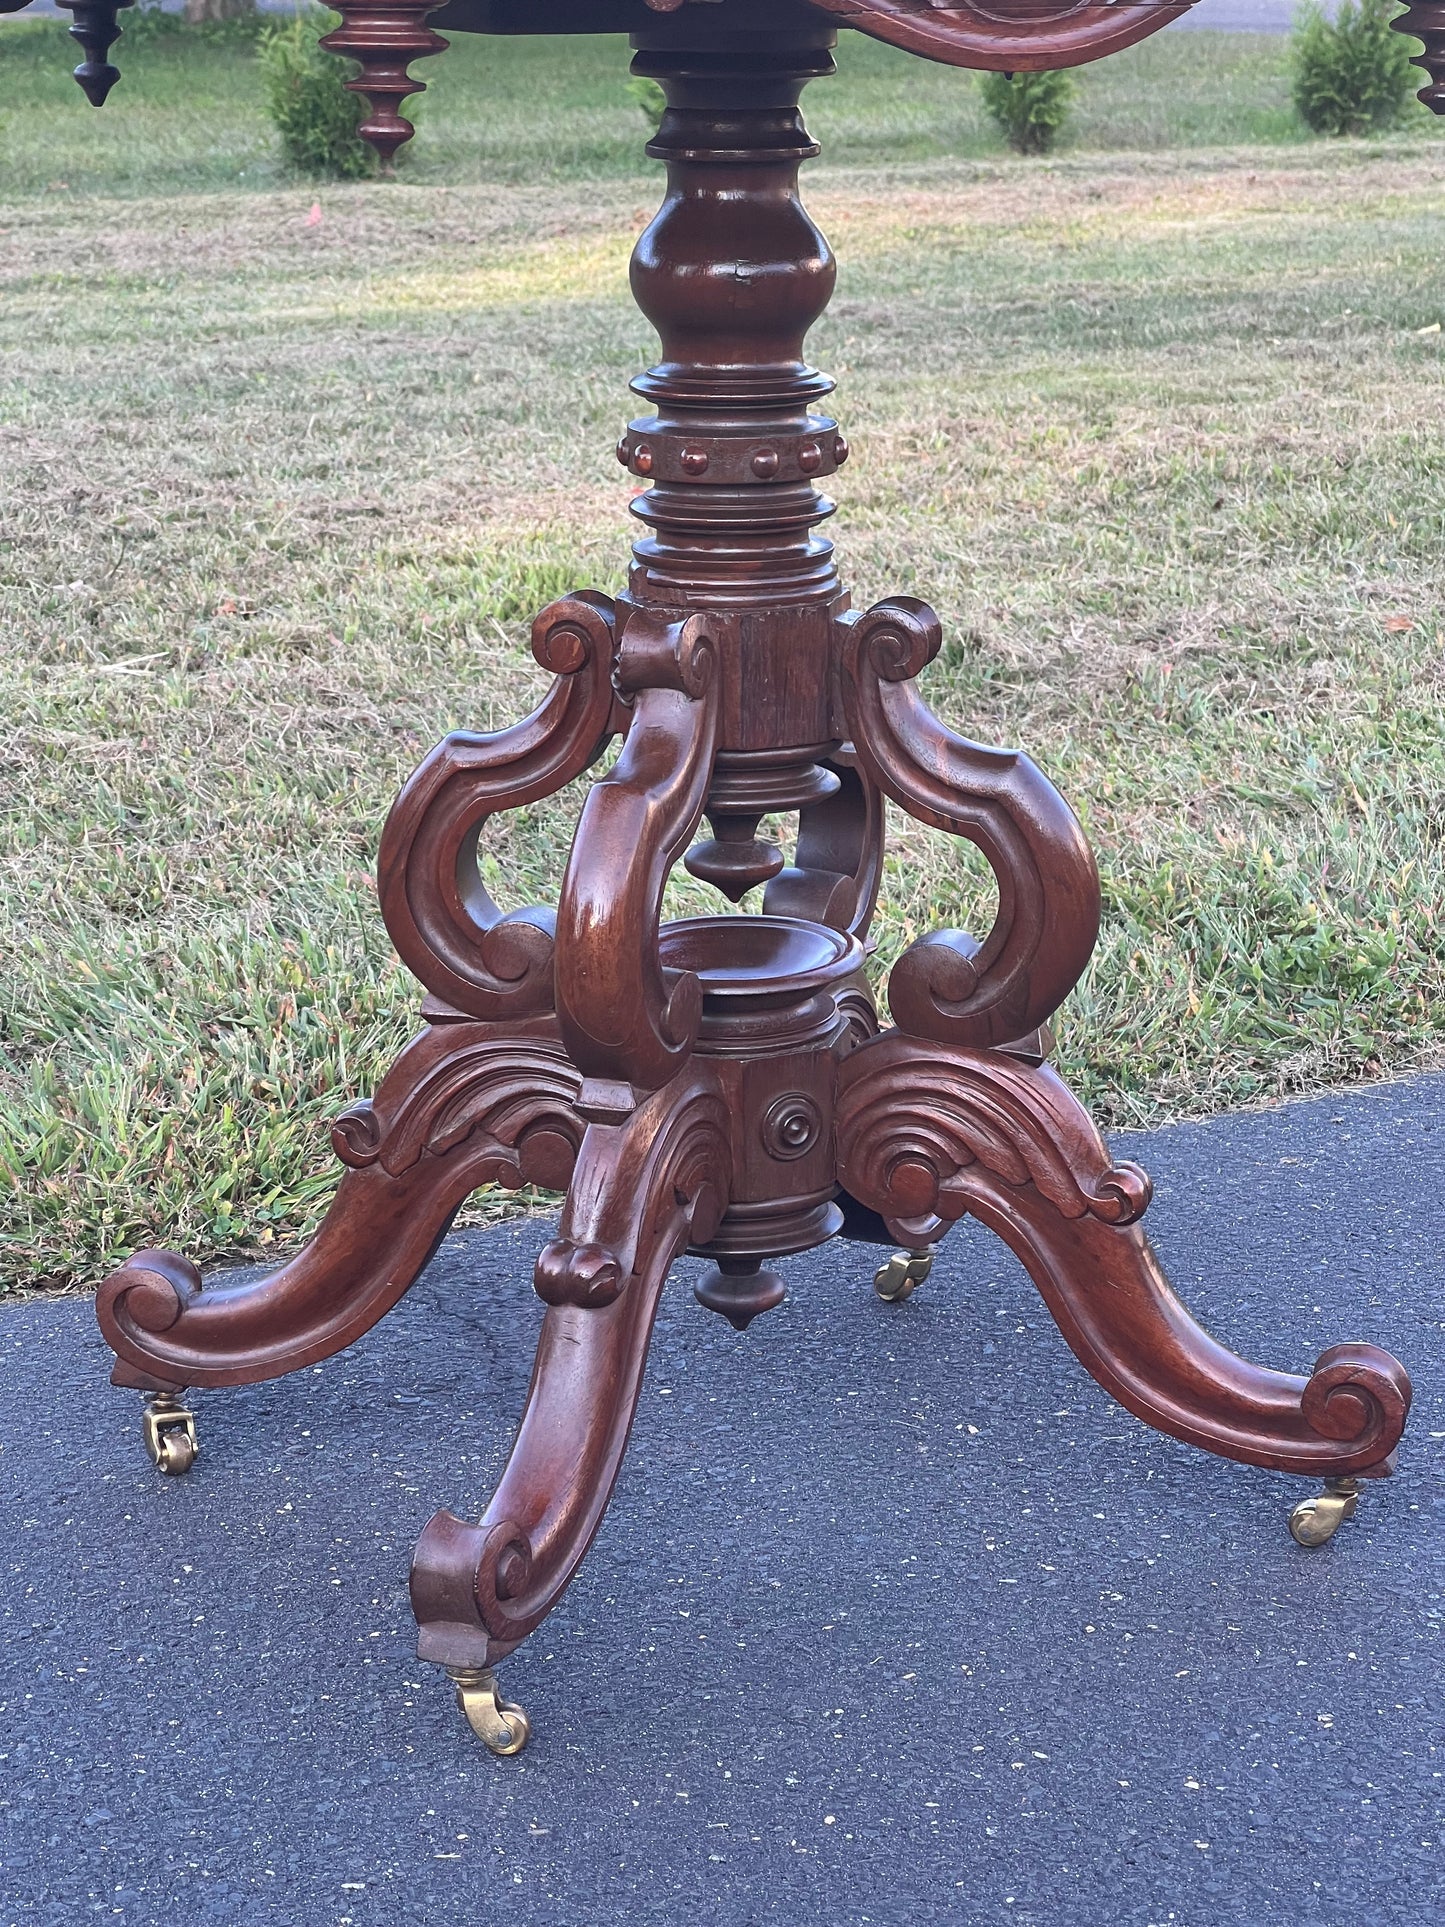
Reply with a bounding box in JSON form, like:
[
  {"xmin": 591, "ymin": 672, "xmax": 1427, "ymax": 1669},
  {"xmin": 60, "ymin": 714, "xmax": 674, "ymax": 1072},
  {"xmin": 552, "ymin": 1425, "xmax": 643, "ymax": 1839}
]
[{"xmin": 31, "ymin": 0, "xmax": 1432, "ymax": 1753}]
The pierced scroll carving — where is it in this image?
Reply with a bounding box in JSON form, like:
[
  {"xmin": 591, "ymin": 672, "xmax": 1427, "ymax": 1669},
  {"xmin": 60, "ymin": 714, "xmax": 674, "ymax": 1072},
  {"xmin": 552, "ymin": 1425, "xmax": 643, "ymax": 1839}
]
[
  {"xmin": 840, "ymin": 597, "xmax": 1100, "ymax": 1048},
  {"xmin": 331, "ymin": 1026, "xmax": 583, "ymax": 1185},
  {"xmin": 554, "ymin": 607, "xmax": 720, "ymax": 1095},
  {"xmin": 409, "ymin": 1063, "xmax": 732, "ymax": 1667},
  {"xmin": 837, "ymin": 1026, "xmax": 1150, "ymax": 1248},
  {"xmin": 807, "ymin": 0, "xmax": 1192, "ymax": 73},
  {"xmin": 378, "ymin": 592, "xmax": 620, "ymax": 1023},
  {"xmin": 87, "ymin": 25, "xmax": 1417, "ymax": 1744},
  {"xmin": 533, "ymin": 1061, "xmax": 730, "ymax": 1310}
]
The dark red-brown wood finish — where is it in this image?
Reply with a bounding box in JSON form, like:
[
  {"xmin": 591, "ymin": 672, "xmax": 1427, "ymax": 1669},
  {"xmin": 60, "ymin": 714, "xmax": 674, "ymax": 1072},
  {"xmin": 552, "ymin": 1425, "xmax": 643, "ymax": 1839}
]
[{"xmin": 93, "ymin": 25, "xmax": 1415, "ymax": 1750}]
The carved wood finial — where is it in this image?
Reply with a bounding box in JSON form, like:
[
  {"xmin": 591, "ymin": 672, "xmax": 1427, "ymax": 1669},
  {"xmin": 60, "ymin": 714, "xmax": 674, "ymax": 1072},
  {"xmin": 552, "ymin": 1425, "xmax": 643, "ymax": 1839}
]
[
  {"xmin": 56, "ymin": 0, "xmax": 134, "ymax": 107},
  {"xmin": 1394, "ymin": 3, "xmax": 1445, "ymax": 113},
  {"xmin": 319, "ymin": 0, "xmax": 448, "ymax": 169}
]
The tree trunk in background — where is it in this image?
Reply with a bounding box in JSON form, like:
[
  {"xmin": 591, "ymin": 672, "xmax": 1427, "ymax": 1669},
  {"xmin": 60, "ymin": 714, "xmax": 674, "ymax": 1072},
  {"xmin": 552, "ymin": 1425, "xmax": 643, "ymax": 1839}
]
[{"xmin": 183, "ymin": 0, "xmax": 257, "ymax": 23}]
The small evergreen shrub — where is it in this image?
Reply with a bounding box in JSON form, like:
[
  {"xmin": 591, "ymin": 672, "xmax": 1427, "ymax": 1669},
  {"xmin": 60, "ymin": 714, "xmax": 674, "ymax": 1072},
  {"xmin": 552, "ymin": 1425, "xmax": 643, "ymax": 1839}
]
[
  {"xmin": 258, "ymin": 8, "xmax": 371, "ymax": 180},
  {"xmin": 978, "ymin": 68, "xmax": 1076, "ymax": 156},
  {"xmin": 1291, "ymin": 0, "xmax": 1416, "ymax": 136}
]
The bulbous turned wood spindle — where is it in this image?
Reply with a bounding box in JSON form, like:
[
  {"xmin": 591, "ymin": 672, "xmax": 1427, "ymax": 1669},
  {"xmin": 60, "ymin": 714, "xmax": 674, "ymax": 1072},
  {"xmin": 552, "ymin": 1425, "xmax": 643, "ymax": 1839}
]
[
  {"xmin": 694, "ymin": 1256, "xmax": 787, "ymax": 1331},
  {"xmin": 319, "ymin": 0, "xmax": 449, "ymax": 169},
  {"xmin": 55, "ymin": 0, "xmax": 134, "ymax": 107},
  {"xmin": 1394, "ymin": 4, "xmax": 1445, "ymax": 113},
  {"xmin": 685, "ymin": 811, "xmax": 785, "ymax": 901}
]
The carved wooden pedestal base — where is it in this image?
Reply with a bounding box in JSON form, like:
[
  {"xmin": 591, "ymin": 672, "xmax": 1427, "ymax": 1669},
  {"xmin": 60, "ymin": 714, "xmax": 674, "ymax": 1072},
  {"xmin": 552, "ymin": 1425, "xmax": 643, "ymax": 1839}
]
[{"xmin": 96, "ymin": 31, "xmax": 1412, "ymax": 1753}]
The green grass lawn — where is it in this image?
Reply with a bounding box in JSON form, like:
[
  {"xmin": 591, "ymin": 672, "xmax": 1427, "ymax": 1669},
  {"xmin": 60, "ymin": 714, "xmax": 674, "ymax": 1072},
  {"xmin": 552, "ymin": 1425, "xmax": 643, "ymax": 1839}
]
[{"xmin": 3, "ymin": 26, "xmax": 1445, "ymax": 1290}]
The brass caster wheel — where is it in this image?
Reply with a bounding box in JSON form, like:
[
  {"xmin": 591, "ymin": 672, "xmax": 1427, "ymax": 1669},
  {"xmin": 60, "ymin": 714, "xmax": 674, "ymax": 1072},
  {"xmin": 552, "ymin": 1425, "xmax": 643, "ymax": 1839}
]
[
  {"xmin": 141, "ymin": 1392, "xmax": 198, "ymax": 1477},
  {"xmin": 448, "ymin": 1667, "xmax": 531, "ymax": 1756},
  {"xmin": 874, "ymin": 1248, "xmax": 934, "ymax": 1303},
  {"xmin": 1288, "ymin": 1476, "xmax": 1362, "ymax": 1549}
]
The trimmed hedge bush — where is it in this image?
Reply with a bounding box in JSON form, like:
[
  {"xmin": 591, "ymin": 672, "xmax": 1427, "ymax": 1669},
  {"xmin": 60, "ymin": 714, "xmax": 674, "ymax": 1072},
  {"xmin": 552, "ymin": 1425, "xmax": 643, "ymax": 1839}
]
[
  {"xmin": 1292, "ymin": 0, "xmax": 1416, "ymax": 137},
  {"xmin": 978, "ymin": 68, "xmax": 1076, "ymax": 155}
]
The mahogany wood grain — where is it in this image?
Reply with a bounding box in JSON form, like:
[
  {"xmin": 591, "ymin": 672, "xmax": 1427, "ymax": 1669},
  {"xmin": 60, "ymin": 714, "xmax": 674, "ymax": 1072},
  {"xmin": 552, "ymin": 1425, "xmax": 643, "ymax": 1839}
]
[
  {"xmin": 320, "ymin": 0, "xmax": 448, "ymax": 166},
  {"xmin": 810, "ymin": 0, "xmax": 1194, "ymax": 72},
  {"xmin": 555, "ymin": 609, "xmax": 721, "ymax": 1094},
  {"xmin": 1394, "ymin": 2, "xmax": 1445, "ymax": 111},
  {"xmin": 762, "ymin": 745, "xmax": 885, "ymax": 943},
  {"xmin": 410, "ymin": 1063, "xmax": 731, "ymax": 1666}
]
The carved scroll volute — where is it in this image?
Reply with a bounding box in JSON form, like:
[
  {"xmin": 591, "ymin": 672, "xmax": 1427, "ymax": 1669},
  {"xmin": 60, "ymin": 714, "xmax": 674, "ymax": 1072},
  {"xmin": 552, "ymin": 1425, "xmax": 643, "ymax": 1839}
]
[
  {"xmin": 377, "ymin": 592, "xmax": 621, "ymax": 1021},
  {"xmin": 840, "ymin": 597, "xmax": 1100, "ymax": 1047},
  {"xmin": 554, "ymin": 607, "xmax": 721, "ymax": 1096},
  {"xmin": 532, "ymin": 1064, "xmax": 731, "ymax": 1312},
  {"xmin": 836, "ymin": 1030, "xmax": 1411, "ymax": 1477},
  {"xmin": 837, "ymin": 1028, "xmax": 1151, "ymax": 1250},
  {"xmin": 802, "ymin": 0, "xmax": 1191, "ymax": 74},
  {"xmin": 96, "ymin": 1024, "xmax": 588, "ymax": 1391}
]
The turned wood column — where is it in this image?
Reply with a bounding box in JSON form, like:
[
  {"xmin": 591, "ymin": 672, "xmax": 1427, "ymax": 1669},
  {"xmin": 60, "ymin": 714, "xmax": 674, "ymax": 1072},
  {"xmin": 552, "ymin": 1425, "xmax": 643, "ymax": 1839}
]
[{"xmin": 620, "ymin": 36, "xmax": 853, "ymax": 904}]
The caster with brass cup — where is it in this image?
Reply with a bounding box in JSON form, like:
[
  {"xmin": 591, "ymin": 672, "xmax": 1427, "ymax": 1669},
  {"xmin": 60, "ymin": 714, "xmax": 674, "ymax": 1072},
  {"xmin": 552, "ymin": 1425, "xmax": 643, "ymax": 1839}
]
[
  {"xmin": 447, "ymin": 1667, "xmax": 531, "ymax": 1756},
  {"xmin": 1288, "ymin": 1475, "xmax": 1362, "ymax": 1548},
  {"xmin": 141, "ymin": 1391, "xmax": 198, "ymax": 1476},
  {"xmin": 873, "ymin": 1248, "xmax": 934, "ymax": 1303}
]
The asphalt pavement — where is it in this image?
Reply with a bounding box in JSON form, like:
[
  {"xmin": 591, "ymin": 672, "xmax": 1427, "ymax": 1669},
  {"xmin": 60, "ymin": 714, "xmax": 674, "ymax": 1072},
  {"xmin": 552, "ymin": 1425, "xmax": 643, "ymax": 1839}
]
[{"xmin": 2, "ymin": 1072, "xmax": 1442, "ymax": 1926}]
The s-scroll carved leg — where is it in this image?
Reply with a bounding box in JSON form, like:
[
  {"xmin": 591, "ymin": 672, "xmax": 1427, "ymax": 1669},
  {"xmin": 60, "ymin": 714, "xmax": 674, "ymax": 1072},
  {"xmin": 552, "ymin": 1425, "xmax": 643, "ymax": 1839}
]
[
  {"xmin": 96, "ymin": 1021, "xmax": 585, "ymax": 1399},
  {"xmin": 378, "ymin": 591, "xmax": 622, "ymax": 1021},
  {"xmin": 840, "ymin": 598, "xmax": 1100, "ymax": 1047},
  {"xmin": 837, "ymin": 1031, "xmax": 1413, "ymax": 1483},
  {"xmin": 409, "ymin": 1063, "xmax": 732, "ymax": 1749},
  {"xmin": 554, "ymin": 606, "xmax": 720, "ymax": 1094}
]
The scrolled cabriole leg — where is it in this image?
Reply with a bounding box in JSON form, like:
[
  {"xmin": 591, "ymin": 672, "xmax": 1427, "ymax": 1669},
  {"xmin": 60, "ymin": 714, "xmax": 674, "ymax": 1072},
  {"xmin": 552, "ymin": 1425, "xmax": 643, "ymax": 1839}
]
[
  {"xmin": 409, "ymin": 1063, "xmax": 732, "ymax": 1750},
  {"xmin": 837, "ymin": 1031, "xmax": 1413, "ymax": 1484},
  {"xmin": 96, "ymin": 1020, "xmax": 585, "ymax": 1397},
  {"xmin": 95, "ymin": 585, "xmax": 618, "ymax": 1403}
]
